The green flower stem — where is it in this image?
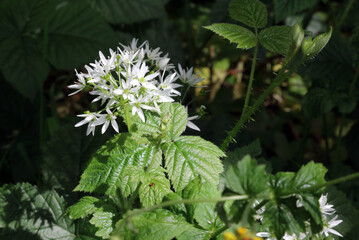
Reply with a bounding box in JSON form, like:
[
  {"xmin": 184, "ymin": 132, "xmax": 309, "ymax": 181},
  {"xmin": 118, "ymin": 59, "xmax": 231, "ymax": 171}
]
[
  {"xmin": 242, "ymin": 40, "xmax": 258, "ymax": 115},
  {"xmin": 181, "ymin": 85, "xmax": 191, "ymax": 103},
  {"xmin": 282, "ymin": 171, "xmax": 359, "ymax": 196},
  {"xmin": 211, "ymin": 225, "xmax": 229, "ymax": 239},
  {"xmin": 125, "ymin": 194, "xmax": 249, "ymax": 219},
  {"xmin": 220, "ymin": 59, "xmax": 304, "ymax": 151},
  {"xmin": 124, "ymin": 104, "xmax": 133, "ymax": 133}
]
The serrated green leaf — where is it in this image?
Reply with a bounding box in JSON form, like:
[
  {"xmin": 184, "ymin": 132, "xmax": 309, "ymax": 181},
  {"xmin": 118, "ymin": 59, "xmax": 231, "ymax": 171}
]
[
  {"xmin": 0, "ymin": 183, "xmax": 74, "ymax": 240},
  {"xmin": 262, "ymin": 200, "xmax": 304, "ymax": 239},
  {"xmin": 90, "ymin": 211, "xmax": 115, "ymax": 239},
  {"xmin": 204, "ymin": 23, "xmax": 257, "ymax": 49},
  {"xmin": 67, "ymin": 196, "xmax": 100, "ymax": 220},
  {"xmin": 90, "ymin": 0, "xmax": 167, "ymax": 24},
  {"xmin": 226, "ymin": 155, "xmax": 269, "ymax": 197},
  {"xmin": 75, "ymin": 133, "xmax": 162, "ymax": 197},
  {"xmin": 115, "ymin": 209, "xmax": 197, "ymax": 240},
  {"xmin": 294, "ymin": 161, "xmax": 327, "ymax": 191},
  {"xmin": 163, "ymin": 193, "xmax": 187, "ymax": 216},
  {"xmin": 271, "ymin": 172, "xmax": 295, "ymax": 196},
  {"xmin": 274, "ymin": 0, "xmax": 319, "ymax": 23},
  {"xmin": 131, "ymin": 102, "xmax": 187, "ymax": 140},
  {"xmin": 301, "ymin": 193, "xmax": 322, "ymax": 225},
  {"xmin": 75, "ymin": 219, "xmax": 102, "ymax": 240},
  {"xmin": 164, "ymin": 136, "xmax": 225, "ymax": 191},
  {"xmin": 228, "ymin": 0, "xmax": 268, "ymax": 28},
  {"xmin": 139, "ymin": 167, "xmax": 172, "ymax": 207},
  {"xmin": 302, "ymin": 28, "xmax": 332, "ymax": 59},
  {"xmin": 259, "ymin": 26, "xmax": 293, "ymax": 54}
]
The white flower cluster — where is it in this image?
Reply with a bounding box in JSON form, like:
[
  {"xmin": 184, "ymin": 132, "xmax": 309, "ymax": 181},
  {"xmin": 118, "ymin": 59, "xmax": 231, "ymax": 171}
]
[
  {"xmin": 256, "ymin": 194, "xmax": 343, "ymax": 240},
  {"xmin": 68, "ymin": 39, "xmax": 204, "ymax": 135}
]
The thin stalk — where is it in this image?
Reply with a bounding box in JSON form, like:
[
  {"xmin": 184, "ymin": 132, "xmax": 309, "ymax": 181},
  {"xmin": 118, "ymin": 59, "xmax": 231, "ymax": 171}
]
[
  {"xmin": 338, "ymin": 0, "xmax": 355, "ymax": 28},
  {"xmin": 181, "ymin": 85, "xmax": 191, "ymax": 103},
  {"xmin": 125, "ymin": 195, "xmax": 249, "ymax": 219},
  {"xmin": 281, "ymin": 171, "xmax": 359, "ymax": 196},
  {"xmin": 242, "ymin": 41, "xmax": 258, "ymax": 115},
  {"xmin": 220, "ymin": 59, "xmax": 304, "ymax": 151},
  {"xmin": 124, "ymin": 104, "xmax": 133, "ymax": 133},
  {"xmin": 211, "ymin": 225, "xmax": 229, "ymax": 239}
]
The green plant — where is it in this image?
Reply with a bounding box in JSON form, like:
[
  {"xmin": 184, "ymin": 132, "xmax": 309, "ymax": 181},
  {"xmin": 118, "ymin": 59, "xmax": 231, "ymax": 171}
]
[{"xmin": 1, "ymin": 0, "xmax": 359, "ymax": 240}]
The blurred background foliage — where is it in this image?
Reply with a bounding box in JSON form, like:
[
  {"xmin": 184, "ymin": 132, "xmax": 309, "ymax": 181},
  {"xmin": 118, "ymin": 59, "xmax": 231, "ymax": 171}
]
[{"xmin": 0, "ymin": 0, "xmax": 359, "ymax": 238}]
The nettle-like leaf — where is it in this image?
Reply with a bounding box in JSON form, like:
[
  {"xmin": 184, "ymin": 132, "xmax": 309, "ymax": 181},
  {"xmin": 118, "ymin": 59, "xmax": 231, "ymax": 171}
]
[
  {"xmin": 67, "ymin": 196, "xmax": 117, "ymax": 239},
  {"xmin": 226, "ymin": 155, "xmax": 269, "ymax": 197},
  {"xmin": 75, "ymin": 133, "xmax": 162, "ymax": 197},
  {"xmin": 302, "ymin": 28, "xmax": 332, "ymax": 59},
  {"xmin": 125, "ymin": 166, "xmax": 172, "ymax": 207},
  {"xmin": 204, "ymin": 24, "xmax": 257, "ymax": 49},
  {"xmin": 182, "ymin": 180, "xmax": 225, "ymax": 232},
  {"xmin": 0, "ymin": 183, "xmax": 74, "ymax": 240},
  {"xmin": 228, "ymin": 0, "xmax": 268, "ymax": 28},
  {"xmin": 259, "ymin": 26, "xmax": 293, "ymax": 54},
  {"xmin": 293, "ymin": 161, "xmax": 327, "ymax": 192},
  {"xmin": 115, "ymin": 209, "xmax": 209, "ymax": 240},
  {"xmin": 131, "ymin": 102, "xmax": 187, "ymax": 140},
  {"xmin": 164, "ymin": 136, "xmax": 225, "ymax": 191}
]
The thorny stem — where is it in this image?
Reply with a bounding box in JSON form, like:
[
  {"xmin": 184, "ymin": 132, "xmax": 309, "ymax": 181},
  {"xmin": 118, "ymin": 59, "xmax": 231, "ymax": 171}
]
[
  {"xmin": 242, "ymin": 44, "xmax": 258, "ymax": 115},
  {"xmin": 220, "ymin": 59, "xmax": 305, "ymax": 151}
]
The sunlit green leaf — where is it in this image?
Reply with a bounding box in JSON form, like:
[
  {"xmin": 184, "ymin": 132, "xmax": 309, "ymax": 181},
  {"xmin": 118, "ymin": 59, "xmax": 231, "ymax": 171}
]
[
  {"xmin": 204, "ymin": 23, "xmax": 257, "ymax": 49},
  {"xmin": 229, "ymin": 0, "xmax": 268, "ymax": 28},
  {"xmin": 302, "ymin": 28, "xmax": 332, "ymax": 59},
  {"xmin": 164, "ymin": 136, "xmax": 225, "ymax": 191}
]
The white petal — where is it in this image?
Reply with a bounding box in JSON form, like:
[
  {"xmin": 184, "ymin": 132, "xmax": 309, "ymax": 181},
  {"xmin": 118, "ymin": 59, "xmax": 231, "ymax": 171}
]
[
  {"xmin": 187, "ymin": 121, "xmax": 200, "ymax": 131},
  {"xmin": 102, "ymin": 121, "xmax": 110, "ymax": 134},
  {"xmin": 111, "ymin": 119, "xmax": 119, "ymax": 133}
]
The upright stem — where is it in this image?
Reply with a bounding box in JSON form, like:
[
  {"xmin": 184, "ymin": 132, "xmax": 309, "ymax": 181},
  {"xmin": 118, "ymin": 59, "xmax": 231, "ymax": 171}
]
[
  {"xmin": 338, "ymin": 0, "xmax": 355, "ymax": 28},
  {"xmin": 124, "ymin": 104, "xmax": 133, "ymax": 133},
  {"xmin": 220, "ymin": 59, "xmax": 303, "ymax": 151},
  {"xmin": 242, "ymin": 44, "xmax": 258, "ymax": 114}
]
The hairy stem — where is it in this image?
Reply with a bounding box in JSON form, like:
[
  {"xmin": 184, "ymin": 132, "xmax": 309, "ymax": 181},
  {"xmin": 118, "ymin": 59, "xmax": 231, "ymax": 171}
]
[
  {"xmin": 125, "ymin": 194, "xmax": 249, "ymax": 219},
  {"xmin": 220, "ymin": 59, "xmax": 304, "ymax": 151},
  {"xmin": 242, "ymin": 42, "xmax": 258, "ymax": 115}
]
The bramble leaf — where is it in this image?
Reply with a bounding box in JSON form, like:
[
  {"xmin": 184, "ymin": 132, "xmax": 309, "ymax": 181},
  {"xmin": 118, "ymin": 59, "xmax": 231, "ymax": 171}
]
[
  {"xmin": 226, "ymin": 155, "xmax": 269, "ymax": 197},
  {"xmin": 0, "ymin": 183, "xmax": 74, "ymax": 240},
  {"xmin": 131, "ymin": 102, "xmax": 187, "ymax": 140},
  {"xmin": 259, "ymin": 26, "xmax": 293, "ymax": 54},
  {"xmin": 229, "ymin": 0, "xmax": 268, "ymax": 28},
  {"xmin": 164, "ymin": 136, "xmax": 225, "ymax": 191},
  {"xmin": 204, "ymin": 24, "xmax": 257, "ymax": 49},
  {"xmin": 75, "ymin": 133, "xmax": 162, "ymax": 197},
  {"xmin": 115, "ymin": 209, "xmax": 204, "ymax": 240},
  {"xmin": 294, "ymin": 161, "xmax": 327, "ymax": 192},
  {"xmin": 302, "ymin": 28, "xmax": 332, "ymax": 59},
  {"xmin": 67, "ymin": 197, "xmax": 117, "ymax": 239}
]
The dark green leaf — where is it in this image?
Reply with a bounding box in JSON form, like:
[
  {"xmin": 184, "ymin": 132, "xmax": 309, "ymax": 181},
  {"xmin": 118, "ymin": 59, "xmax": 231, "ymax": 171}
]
[
  {"xmin": 46, "ymin": 0, "xmax": 117, "ymax": 70},
  {"xmin": 226, "ymin": 155, "xmax": 269, "ymax": 197},
  {"xmin": 67, "ymin": 196, "xmax": 100, "ymax": 220},
  {"xmin": 205, "ymin": 23, "xmax": 257, "ymax": 49},
  {"xmin": 274, "ymin": 0, "xmax": 319, "ymax": 23},
  {"xmin": 164, "ymin": 136, "xmax": 225, "ymax": 191},
  {"xmin": 301, "ymin": 193, "xmax": 322, "ymax": 225},
  {"xmin": 294, "ymin": 161, "xmax": 327, "ymax": 191},
  {"xmin": 90, "ymin": 0, "xmax": 168, "ymax": 24},
  {"xmin": 0, "ymin": 183, "xmax": 74, "ymax": 240},
  {"xmin": 229, "ymin": 0, "xmax": 268, "ymax": 28},
  {"xmin": 259, "ymin": 26, "xmax": 293, "ymax": 54},
  {"xmin": 302, "ymin": 88, "xmax": 335, "ymax": 118}
]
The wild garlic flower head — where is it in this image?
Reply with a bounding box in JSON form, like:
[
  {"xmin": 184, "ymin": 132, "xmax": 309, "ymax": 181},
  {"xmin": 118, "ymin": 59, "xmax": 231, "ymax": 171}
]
[{"xmin": 69, "ymin": 39, "xmax": 201, "ymax": 135}]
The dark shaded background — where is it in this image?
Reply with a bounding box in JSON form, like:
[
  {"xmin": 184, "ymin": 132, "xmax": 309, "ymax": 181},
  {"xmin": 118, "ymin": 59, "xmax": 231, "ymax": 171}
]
[{"xmin": 0, "ymin": 0, "xmax": 359, "ymax": 236}]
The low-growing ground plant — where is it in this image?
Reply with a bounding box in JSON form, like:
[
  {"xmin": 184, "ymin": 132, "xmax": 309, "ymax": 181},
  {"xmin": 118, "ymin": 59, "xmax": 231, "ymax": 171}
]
[{"xmin": 1, "ymin": 0, "xmax": 359, "ymax": 240}]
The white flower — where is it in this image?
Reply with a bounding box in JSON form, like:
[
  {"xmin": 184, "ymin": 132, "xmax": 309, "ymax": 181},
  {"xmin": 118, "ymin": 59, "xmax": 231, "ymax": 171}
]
[
  {"xmin": 68, "ymin": 70, "xmax": 86, "ymax": 96},
  {"xmin": 130, "ymin": 96, "xmax": 155, "ymax": 122},
  {"xmin": 113, "ymin": 80, "xmax": 138, "ymax": 101},
  {"xmin": 177, "ymin": 64, "xmax": 205, "ymax": 87},
  {"xmin": 319, "ymin": 215, "xmax": 343, "ymax": 238},
  {"xmin": 319, "ymin": 194, "xmax": 336, "ymax": 216},
  {"xmin": 75, "ymin": 112, "xmax": 98, "ymax": 136},
  {"xmin": 186, "ymin": 107, "xmax": 200, "ymax": 131},
  {"xmin": 283, "ymin": 232, "xmax": 306, "ymax": 240},
  {"xmin": 93, "ymin": 108, "xmax": 119, "ymax": 134}
]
